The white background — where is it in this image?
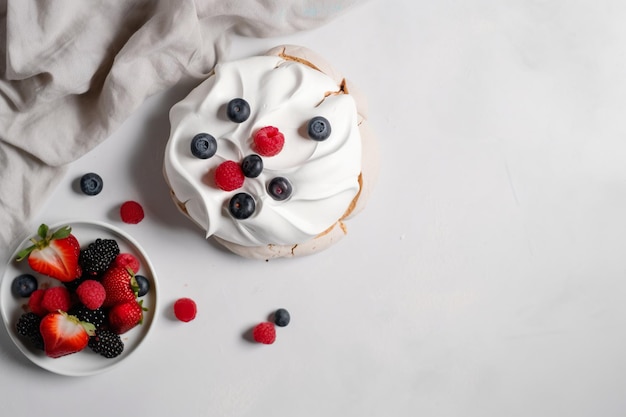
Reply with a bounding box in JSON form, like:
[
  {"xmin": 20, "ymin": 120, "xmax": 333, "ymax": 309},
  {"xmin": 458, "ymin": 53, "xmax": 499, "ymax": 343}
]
[{"xmin": 2, "ymin": 0, "xmax": 626, "ymax": 416}]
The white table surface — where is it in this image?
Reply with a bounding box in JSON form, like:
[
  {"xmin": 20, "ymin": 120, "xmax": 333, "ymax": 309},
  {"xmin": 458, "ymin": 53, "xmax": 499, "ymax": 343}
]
[{"xmin": 2, "ymin": 0, "xmax": 626, "ymax": 416}]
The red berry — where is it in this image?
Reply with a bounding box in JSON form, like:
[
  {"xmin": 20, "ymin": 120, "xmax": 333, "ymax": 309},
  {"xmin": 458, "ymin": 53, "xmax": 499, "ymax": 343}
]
[
  {"xmin": 41, "ymin": 286, "xmax": 71, "ymax": 313},
  {"xmin": 120, "ymin": 201, "xmax": 144, "ymax": 224},
  {"xmin": 214, "ymin": 161, "xmax": 244, "ymax": 191},
  {"xmin": 108, "ymin": 300, "xmax": 144, "ymax": 334},
  {"xmin": 252, "ymin": 322, "xmax": 276, "ymax": 344},
  {"xmin": 253, "ymin": 126, "xmax": 284, "ymax": 157},
  {"xmin": 28, "ymin": 289, "xmax": 47, "ymax": 316},
  {"xmin": 76, "ymin": 280, "xmax": 106, "ymax": 310},
  {"xmin": 111, "ymin": 253, "xmax": 140, "ymax": 273},
  {"xmin": 174, "ymin": 298, "xmax": 197, "ymax": 322}
]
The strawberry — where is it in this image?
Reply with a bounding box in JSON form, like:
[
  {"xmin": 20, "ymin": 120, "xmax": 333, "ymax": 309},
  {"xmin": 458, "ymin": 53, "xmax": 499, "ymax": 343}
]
[
  {"xmin": 108, "ymin": 300, "xmax": 145, "ymax": 334},
  {"xmin": 16, "ymin": 224, "xmax": 81, "ymax": 282},
  {"xmin": 101, "ymin": 266, "xmax": 139, "ymax": 307},
  {"xmin": 39, "ymin": 311, "xmax": 95, "ymax": 358}
]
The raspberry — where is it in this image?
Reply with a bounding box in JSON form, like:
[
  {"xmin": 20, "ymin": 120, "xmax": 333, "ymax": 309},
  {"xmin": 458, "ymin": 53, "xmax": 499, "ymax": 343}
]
[
  {"xmin": 120, "ymin": 200, "xmax": 144, "ymax": 224},
  {"xmin": 111, "ymin": 253, "xmax": 140, "ymax": 273},
  {"xmin": 41, "ymin": 286, "xmax": 71, "ymax": 313},
  {"xmin": 253, "ymin": 126, "xmax": 284, "ymax": 157},
  {"xmin": 28, "ymin": 289, "xmax": 47, "ymax": 316},
  {"xmin": 75, "ymin": 280, "xmax": 106, "ymax": 310},
  {"xmin": 252, "ymin": 322, "xmax": 276, "ymax": 344},
  {"xmin": 214, "ymin": 161, "xmax": 245, "ymax": 191},
  {"xmin": 173, "ymin": 298, "xmax": 197, "ymax": 322}
]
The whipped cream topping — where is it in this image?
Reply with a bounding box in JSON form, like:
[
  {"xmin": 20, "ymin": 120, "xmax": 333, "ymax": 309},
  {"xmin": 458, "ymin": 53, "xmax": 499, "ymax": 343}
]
[{"xmin": 163, "ymin": 55, "xmax": 362, "ymax": 247}]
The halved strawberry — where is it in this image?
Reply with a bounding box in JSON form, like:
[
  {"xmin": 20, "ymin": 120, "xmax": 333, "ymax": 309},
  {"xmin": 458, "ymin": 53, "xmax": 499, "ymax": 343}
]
[
  {"xmin": 101, "ymin": 266, "xmax": 139, "ymax": 307},
  {"xmin": 39, "ymin": 311, "xmax": 96, "ymax": 358},
  {"xmin": 16, "ymin": 224, "xmax": 81, "ymax": 282},
  {"xmin": 108, "ymin": 300, "xmax": 146, "ymax": 334}
]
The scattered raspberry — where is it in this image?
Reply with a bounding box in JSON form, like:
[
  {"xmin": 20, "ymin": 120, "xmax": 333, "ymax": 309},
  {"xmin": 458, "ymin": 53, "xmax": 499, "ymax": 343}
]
[
  {"xmin": 173, "ymin": 298, "xmax": 197, "ymax": 322},
  {"xmin": 111, "ymin": 253, "xmax": 140, "ymax": 273},
  {"xmin": 75, "ymin": 280, "xmax": 106, "ymax": 310},
  {"xmin": 252, "ymin": 322, "xmax": 276, "ymax": 344},
  {"xmin": 120, "ymin": 200, "xmax": 144, "ymax": 224},
  {"xmin": 27, "ymin": 289, "xmax": 47, "ymax": 316},
  {"xmin": 41, "ymin": 286, "xmax": 71, "ymax": 313},
  {"xmin": 214, "ymin": 161, "xmax": 245, "ymax": 191},
  {"xmin": 253, "ymin": 126, "xmax": 284, "ymax": 157}
]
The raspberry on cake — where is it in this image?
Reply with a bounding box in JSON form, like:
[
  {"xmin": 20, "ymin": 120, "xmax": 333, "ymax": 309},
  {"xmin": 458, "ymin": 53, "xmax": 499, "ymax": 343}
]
[{"xmin": 163, "ymin": 45, "xmax": 378, "ymax": 259}]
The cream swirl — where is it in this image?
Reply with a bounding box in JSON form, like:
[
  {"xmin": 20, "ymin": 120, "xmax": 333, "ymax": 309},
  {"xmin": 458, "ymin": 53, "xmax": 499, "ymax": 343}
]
[{"xmin": 163, "ymin": 55, "xmax": 362, "ymax": 247}]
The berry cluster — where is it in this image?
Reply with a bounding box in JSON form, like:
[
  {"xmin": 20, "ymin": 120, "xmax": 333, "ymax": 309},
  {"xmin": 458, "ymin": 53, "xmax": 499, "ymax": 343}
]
[
  {"xmin": 252, "ymin": 308, "xmax": 291, "ymax": 345},
  {"xmin": 187, "ymin": 97, "xmax": 340, "ymax": 221},
  {"xmin": 77, "ymin": 172, "xmax": 146, "ymax": 225},
  {"xmin": 13, "ymin": 225, "xmax": 150, "ymax": 359}
]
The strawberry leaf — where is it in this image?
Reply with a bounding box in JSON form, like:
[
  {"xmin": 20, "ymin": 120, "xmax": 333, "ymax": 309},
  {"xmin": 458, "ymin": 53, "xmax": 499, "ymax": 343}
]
[
  {"xmin": 50, "ymin": 225, "xmax": 72, "ymax": 240},
  {"xmin": 37, "ymin": 224, "xmax": 49, "ymax": 239},
  {"xmin": 15, "ymin": 244, "xmax": 36, "ymax": 262}
]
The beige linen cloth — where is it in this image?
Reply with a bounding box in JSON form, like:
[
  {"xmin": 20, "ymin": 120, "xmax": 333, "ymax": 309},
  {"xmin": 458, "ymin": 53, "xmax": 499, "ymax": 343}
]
[{"xmin": 0, "ymin": 0, "xmax": 359, "ymax": 251}]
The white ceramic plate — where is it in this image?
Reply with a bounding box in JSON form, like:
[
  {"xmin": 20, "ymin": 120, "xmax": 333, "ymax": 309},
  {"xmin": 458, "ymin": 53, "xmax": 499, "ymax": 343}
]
[{"xmin": 0, "ymin": 220, "xmax": 158, "ymax": 376}]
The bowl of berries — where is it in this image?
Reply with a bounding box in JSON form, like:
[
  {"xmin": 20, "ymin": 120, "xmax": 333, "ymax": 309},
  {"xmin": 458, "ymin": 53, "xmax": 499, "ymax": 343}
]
[{"xmin": 1, "ymin": 220, "xmax": 158, "ymax": 376}]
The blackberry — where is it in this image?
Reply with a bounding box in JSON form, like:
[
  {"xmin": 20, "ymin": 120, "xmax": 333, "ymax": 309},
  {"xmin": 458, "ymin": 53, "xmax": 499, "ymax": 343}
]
[
  {"xmin": 88, "ymin": 329, "xmax": 124, "ymax": 358},
  {"xmin": 69, "ymin": 305, "xmax": 106, "ymax": 329},
  {"xmin": 16, "ymin": 313, "xmax": 44, "ymax": 350},
  {"xmin": 79, "ymin": 238, "xmax": 120, "ymax": 276},
  {"xmin": 16, "ymin": 312, "xmax": 41, "ymax": 337}
]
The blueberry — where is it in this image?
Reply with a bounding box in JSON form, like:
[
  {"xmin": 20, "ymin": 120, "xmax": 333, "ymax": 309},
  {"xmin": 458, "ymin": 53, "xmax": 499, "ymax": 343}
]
[
  {"xmin": 190, "ymin": 133, "xmax": 217, "ymax": 159},
  {"xmin": 307, "ymin": 116, "xmax": 331, "ymax": 141},
  {"xmin": 80, "ymin": 172, "xmax": 103, "ymax": 196},
  {"xmin": 226, "ymin": 98, "xmax": 250, "ymax": 123},
  {"xmin": 267, "ymin": 177, "xmax": 292, "ymax": 201},
  {"xmin": 273, "ymin": 308, "xmax": 290, "ymax": 327},
  {"xmin": 229, "ymin": 193, "xmax": 255, "ymax": 219},
  {"xmin": 241, "ymin": 154, "xmax": 263, "ymax": 178},
  {"xmin": 11, "ymin": 274, "xmax": 38, "ymax": 298},
  {"xmin": 135, "ymin": 275, "xmax": 150, "ymax": 297}
]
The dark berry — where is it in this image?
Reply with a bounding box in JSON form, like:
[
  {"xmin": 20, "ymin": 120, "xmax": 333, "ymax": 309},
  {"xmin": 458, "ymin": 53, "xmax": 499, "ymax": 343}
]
[
  {"xmin": 79, "ymin": 238, "xmax": 120, "ymax": 277},
  {"xmin": 273, "ymin": 308, "xmax": 291, "ymax": 327},
  {"xmin": 135, "ymin": 275, "xmax": 150, "ymax": 297},
  {"xmin": 80, "ymin": 172, "xmax": 104, "ymax": 196},
  {"xmin": 69, "ymin": 305, "xmax": 106, "ymax": 329},
  {"xmin": 307, "ymin": 116, "xmax": 331, "ymax": 141},
  {"xmin": 16, "ymin": 312, "xmax": 41, "ymax": 337},
  {"xmin": 229, "ymin": 193, "xmax": 255, "ymax": 219},
  {"xmin": 88, "ymin": 329, "xmax": 124, "ymax": 358},
  {"xmin": 11, "ymin": 274, "xmax": 38, "ymax": 297},
  {"xmin": 63, "ymin": 274, "xmax": 89, "ymax": 292},
  {"xmin": 241, "ymin": 154, "xmax": 263, "ymax": 178},
  {"xmin": 190, "ymin": 133, "xmax": 217, "ymax": 159},
  {"xmin": 267, "ymin": 177, "xmax": 292, "ymax": 201},
  {"xmin": 226, "ymin": 98, "xmax": 250, "ymax": 123}
]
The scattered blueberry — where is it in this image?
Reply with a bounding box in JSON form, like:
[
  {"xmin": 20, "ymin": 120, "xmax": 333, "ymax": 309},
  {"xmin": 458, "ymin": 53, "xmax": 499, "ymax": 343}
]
[
  {"xmin": 273, "ymin": 308, "xmax": 290, "ymax": 327},
  {"xmin": 229, "ymin": 193, "xmax": 255, "ymax": 219},
  {"xmin": 268, "ymin": 177, "xmax": 292, "ymax": 201},
  {"xmin": 80, "ymin": 172, "xmax": 104, "ymax": 196},
  {"xmin": 226, "ymin": 98, "xmax": 250, "ymax": 123},
  {"xmin": 241, "ymin": 154, "xmax": 263, "ymax": 178},
  {"xmin": 11, "ymin": 274, "xmax": 38, "ymax": 298},
  {"xmin": 307, "ymin": 116, "xmax": 332, "ymax": 141},
  {"xmin": 190, "ymin": 133, "xmax": 217, "ymax": 159},
  {"xmin": 135, "ymin": 275, "xmax": 150, "ymax": 297}
]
